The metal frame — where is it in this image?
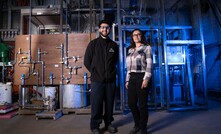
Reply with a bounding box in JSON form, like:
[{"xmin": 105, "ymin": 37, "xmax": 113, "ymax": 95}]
[{"xmin": 162, "ymin": 0, "xmax": 208, "ymax": 111}]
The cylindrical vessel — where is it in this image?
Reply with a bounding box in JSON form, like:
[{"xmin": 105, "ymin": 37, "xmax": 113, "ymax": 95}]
[
  {"xmin": 44, "ymin": 86, "xmax": 56, "ymax": 105},
  {"xmin": 0, "ymin": 82, "xmax": 12, "ymax": 105},
  {"xmin": 62, "ymin": 84, "xmax": 87, "ymax": 108},
  {"xmin": 19, "ymin": 86, "xmax": 29, "ymax": 107}
]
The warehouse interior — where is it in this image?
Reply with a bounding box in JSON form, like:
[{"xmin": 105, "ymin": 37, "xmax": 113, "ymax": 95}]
[{"xmin": 0, "ymin": 0, "xmax": 221, "ymax": 134}]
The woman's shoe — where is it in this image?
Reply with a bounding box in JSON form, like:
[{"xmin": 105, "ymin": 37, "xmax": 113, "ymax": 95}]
[{"xmin": 129, "ymin": 127, "xmax": 140, "ymax": 134}]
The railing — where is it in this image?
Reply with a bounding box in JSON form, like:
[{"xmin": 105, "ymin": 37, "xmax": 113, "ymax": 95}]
[{"xmin": 0, "ymin": 29, "xmax": 19, "ymax": 41}]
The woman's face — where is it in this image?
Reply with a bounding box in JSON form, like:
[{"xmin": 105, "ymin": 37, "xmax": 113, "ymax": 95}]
[{"xmin": 132, "ymin": 30, "xmax": 142, "ymax": 43}]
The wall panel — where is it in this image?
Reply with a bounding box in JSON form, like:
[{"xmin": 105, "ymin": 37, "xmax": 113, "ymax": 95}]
[{"xmin": 14, "ymin": 33, "xmax": 96, "ymax": 85}]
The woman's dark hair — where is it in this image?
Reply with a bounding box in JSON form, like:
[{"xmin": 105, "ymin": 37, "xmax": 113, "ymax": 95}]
[{"xmin": 129, "ymin": 28, "xmax": 147, "ymax": 48}]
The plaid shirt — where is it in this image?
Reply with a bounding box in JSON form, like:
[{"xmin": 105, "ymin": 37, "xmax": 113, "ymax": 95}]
[{"xmin": 126, "ymin": 45, "xmax": 152, "ymax": 82}]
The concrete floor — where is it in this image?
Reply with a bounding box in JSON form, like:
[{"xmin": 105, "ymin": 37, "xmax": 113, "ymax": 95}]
[{"xmin": 0, "ymin": 99, "xmax": 221, "ymax": 134}]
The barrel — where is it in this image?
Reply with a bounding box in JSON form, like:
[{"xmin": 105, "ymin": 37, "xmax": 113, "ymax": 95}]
[{"xmin": 0, "ymin": 82, "xmax": 12, "ymax": 105}]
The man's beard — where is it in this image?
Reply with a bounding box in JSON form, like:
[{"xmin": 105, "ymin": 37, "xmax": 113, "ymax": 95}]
[{"xmin": 100, "ymin": 32, "xmax": 109, "ymax": 38}]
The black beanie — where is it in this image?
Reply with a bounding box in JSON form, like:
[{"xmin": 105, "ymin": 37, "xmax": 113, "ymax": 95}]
[{"xmin": 98, "ymin": 20, "xmax": 111, "ymax": 28}]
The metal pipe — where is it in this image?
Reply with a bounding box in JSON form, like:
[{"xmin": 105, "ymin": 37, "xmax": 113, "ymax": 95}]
[
  {"xmin": 36, "ymin": 69, "xmax": 40, "ymax": 100},
  {"xmin": 89, "ymin": 0, "xmax": 93, "ymax": 40},
  {"xmin": 185, "ymin": 47, "xmax": 195, "ymax": 105},
  {"xmin": 197, "ymin": 0, "xmax": 208, "ymax": 108},
  {"xmin": 65, "ymin": 0, "xmax": 69, "ymax": 68},
  {"xmin": 83, "ymin": 72, "xmax": 88, "ymax": 106},
  {"xmin": 38, "ymin": 48, "xmax": 41, "ymax": 62},
  {"xmin": 56, "ymin": 43, "xmax": 65, "ymax": 84},
  {"xmin": 49, "ymin": 73, "xmax": 55, "ymax": 85},
  {"xmin": 77, "ymin": 0, "xmax": 80, "ymax": 32},
  {"xmin": 112, "ymin": 23, "xmax": 116, "ymax": 41},
  {"xmin": 28, "ymin": 0, "xmax": 32, "ymax": 62},
  {"xmin": 35, "ymin": 61, "xmax": 45, "ymax": 99},
  {"xmin": 1, "ymin": 63, "xmax": 4, "ymax": 83},
  {"xmin": 38, "ymin": 48, "xmax": 48, "ymax": 62},
  {"xmin": 117, "ymin": 0, "xmax": 125, "ymax": 111},
  {"xmin": 59, "ymin": 0, "xmax": 63, "ymax": 34},
  {"xmin": 160, "ymin": 0, "xmax": 169, "ymax": 110},
  {"xmin": 73, "ymin": 66, "xmax": 82, "ymax": 75},
  {"xmin": 64, "ymin": 66, "xmax": 73, "ymax": 84},
  {"xmin": 31, "ymin": 62, "xmax": 35, "ymax": 74},
  {"xmin": 139, "ymin": 0, "xmax": 143, "ymax": 16},
  {"xmin": 100, "ymin": 0, "xmax": 104, "ymax": 19}
]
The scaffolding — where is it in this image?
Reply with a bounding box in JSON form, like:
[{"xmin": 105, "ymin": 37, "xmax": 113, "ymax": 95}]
[{"xmin": 116, "ymin": 0, "xmax": 208, "ymax": 112}]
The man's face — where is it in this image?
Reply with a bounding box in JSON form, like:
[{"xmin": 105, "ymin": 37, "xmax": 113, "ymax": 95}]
[{"xmin": 99, "ymin": 23, "xmax": 110, "ymax": 38}]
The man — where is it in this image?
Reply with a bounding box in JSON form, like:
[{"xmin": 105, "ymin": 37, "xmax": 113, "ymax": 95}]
[{"xmin": 84, "ymin": 20, "xmax": 119, "ymax": 134}]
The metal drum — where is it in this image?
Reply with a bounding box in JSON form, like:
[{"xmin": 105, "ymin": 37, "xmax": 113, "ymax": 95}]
[
  {"xmin": 0, "ymin": 82, "xmax": 12, "ymax": 105},
  {"xmin": 62, "ymin": 84, "xmax": 87, "ymax": 108}
]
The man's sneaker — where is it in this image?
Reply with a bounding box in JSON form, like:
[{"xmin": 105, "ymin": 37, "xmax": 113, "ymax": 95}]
[
  {"xmin": 106, "ymin": 124, "xmax": 118, "ymax": 133},
  {"xmin": 129, "ymin": 127, "xmax": 140, "ymax": 134},
  {"xmin": 91, "ymin": 128, "xmax": 101, "ymax": 134},
  {"xmin": 137, "ymin": 129, "xmax": 148, "ymax": 134}
]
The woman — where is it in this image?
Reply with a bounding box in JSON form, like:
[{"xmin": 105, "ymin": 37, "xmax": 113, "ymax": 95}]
[{"xmin": 125, "ymin": 29, "xmax": 152, "ymax": 134}]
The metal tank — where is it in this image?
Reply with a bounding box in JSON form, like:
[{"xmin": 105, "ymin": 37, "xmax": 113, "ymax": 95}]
[{"xmin": 62, "ymin": 84, "xmax": 87, "ymax": 108}]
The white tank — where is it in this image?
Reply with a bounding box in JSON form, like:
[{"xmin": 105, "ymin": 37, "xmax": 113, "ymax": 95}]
[
  {"xmin": 0, "ymin": 82, "xmax": 12, "ymax": 105},
  {"xmin": 44, "ymin": 87, "xmax": 56, "ymax": 105}
]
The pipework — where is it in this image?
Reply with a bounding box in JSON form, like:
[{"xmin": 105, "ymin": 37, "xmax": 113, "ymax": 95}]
[
  {"xmin": 73, "ymin": 66, "xmax": 82, "ymax": 75},
  {"xmin": 49, "ymin": 73, "xmax": 56, "ymax": 85},
  {"xmin": 73, "ymin": 56, "xmax": 80, "ymax": 62},
  {"xmin": 56, "ymin": 43, "xmax": 65, "ymax": 84},
  {"xmin": 37, "ymin": 48, "xmax": 48, "ymax": 62}
]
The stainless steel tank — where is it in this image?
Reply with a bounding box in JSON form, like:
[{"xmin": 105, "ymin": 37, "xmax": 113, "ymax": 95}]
[
  {"xmin": 19, "ymin": 86, "xmax": 29, "ymax": 107},
  {"xmin": 62, "ymin": 84, "xmax": 87, "ymax": 108}
]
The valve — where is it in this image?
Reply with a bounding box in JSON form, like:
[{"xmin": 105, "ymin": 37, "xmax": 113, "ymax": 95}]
[{"xmin": 73, "ymin": 66, "xmax": 82, "ymax": 75}]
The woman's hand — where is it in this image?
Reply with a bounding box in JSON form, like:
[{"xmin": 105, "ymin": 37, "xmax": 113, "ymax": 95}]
[
  {"xmin": 141, "ymin": 80, "xmax": 148, "ymax": 89},
  {"xmin": 125, "ymin": 82, "xmax": 129, "ymax": 89}
]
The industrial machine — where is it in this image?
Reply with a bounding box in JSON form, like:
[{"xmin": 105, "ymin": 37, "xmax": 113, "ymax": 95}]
[{"xmin": 13, "ymin": 33, "xmax": 95, "ymax": 120}]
